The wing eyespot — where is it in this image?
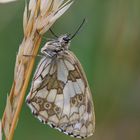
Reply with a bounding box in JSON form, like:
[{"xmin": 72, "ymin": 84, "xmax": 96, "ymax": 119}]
[
  {"xmin": 34, "ymin": 97, "xmax": 44, "ymax": 105},
  {"xmin": 77, "ymin": 94, "xmax": 83, "ymax": 103},
  {"xmin": 44, "ymin": 102, "xmax": 52, "ymax": 110},
  {"xmin": 71, "ymin": 97, "xmax": 78, "ymax": 106},
  {"xmin": 54, "ymin": 106, "xmax": 61, "ymax": 114}
]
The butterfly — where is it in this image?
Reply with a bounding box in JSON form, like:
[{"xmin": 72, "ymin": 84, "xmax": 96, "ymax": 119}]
[{"xmin": 26, "ymin": 19, "xmax": 95, "ymax": 139}]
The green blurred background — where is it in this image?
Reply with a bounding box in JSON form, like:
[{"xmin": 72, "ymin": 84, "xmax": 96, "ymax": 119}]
[{"xmin": 0, "ymin": 0, "xmax": 140, "ymax": 140}]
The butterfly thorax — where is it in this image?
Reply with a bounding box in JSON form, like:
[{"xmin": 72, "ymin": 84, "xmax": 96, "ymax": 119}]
[{"xmin": 41, "ymin": 35, "xmax": 71, "ymax": 57}]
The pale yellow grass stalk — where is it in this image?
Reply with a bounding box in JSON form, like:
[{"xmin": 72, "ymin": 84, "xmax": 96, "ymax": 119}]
[
  {"xmin": 1, "ymin": 0, "xmax": 73, "ymax": 140},
  {"xmin": 0, "ymin": 0, "xmax": 16, "ymax": 3},
  {"xmin": 0, "ymin": 120, "xmax": 2, "ymax": 140}
]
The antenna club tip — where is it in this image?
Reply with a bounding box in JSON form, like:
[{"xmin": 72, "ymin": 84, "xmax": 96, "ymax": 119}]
[{"xmin": 83, "ymin": 18, "xmax": 87, "ymax": 23}]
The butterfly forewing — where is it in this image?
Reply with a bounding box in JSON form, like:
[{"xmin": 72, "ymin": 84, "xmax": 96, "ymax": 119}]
[{"xmin": 26, "ymin": 36, "xmax": 95, "ymax": 139}]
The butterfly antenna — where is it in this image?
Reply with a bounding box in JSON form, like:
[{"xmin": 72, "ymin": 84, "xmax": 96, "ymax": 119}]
[
  {"xmin": 69, "ymin": 18, "xmax": 86, "ymax": 40},
  {"xmin": 49, "ymin": 28, "xmax": 58, "ymax": 38}
]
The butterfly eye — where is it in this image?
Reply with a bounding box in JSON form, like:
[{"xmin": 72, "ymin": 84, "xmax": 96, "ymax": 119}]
[
  {"xmin": 63, "ymin": 37, "xmax": 70, "ymax": 43},
  {"xmin": 44, "ymin": 102, "xmax": 52, "ymax": 110}
]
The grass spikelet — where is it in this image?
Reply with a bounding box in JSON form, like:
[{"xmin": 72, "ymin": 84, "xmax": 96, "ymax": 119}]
[{"xmin": 1, "ymin": 0, "xmax": 73, "ymax": 140}]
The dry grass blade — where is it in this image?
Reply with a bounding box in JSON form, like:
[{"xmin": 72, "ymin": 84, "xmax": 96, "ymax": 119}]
[
  {"xmin": 0, "ymin": 0, "xmax": 16, "ymax": 3},
  {"xmin": 1, "ymin": 0, "xmax": 73, "ymax": 140},
  {"xmin": 3, "ymin": 96, "xmax": 12, "ymax": 137}
]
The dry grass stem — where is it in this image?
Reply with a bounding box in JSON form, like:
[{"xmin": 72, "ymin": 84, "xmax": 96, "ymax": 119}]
[
  {"xmin": 3, "ymin": 96, "xmax": 12, "ymax": 137},
  {"xmin": 0, "ymin": 120, "xmax": 2, "ymax": 140},
  {"xmin": 0, "ymin": 0, "xmax": 16, "ymax": 3},
  {"xmin": 1, "ymin": 0, "xmax": 73, "ymax": 140}
]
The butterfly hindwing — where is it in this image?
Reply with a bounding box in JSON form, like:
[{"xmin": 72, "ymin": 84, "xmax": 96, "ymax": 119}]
[{"xmin": 26, "ymin": 50, "xmax": 95, "ymax": 138}]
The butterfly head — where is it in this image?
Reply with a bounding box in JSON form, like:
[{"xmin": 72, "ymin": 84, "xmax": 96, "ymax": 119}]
[
  {"xmin": 41, "ymin": 34, "xmax": 71, "ymax": 57},
  {"xmin": 41, "ymin": 19, "xmax": 86, "ymax": 57},
  {"xmin": 57, "ymin": 34, "xmax": 71, "ymax": 47}
]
